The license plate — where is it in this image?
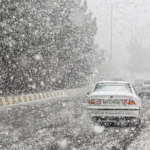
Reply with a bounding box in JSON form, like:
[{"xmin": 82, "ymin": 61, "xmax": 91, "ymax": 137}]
[
  {"xmin": 102, "ymin": 100, "xmax": 121, "ymax": 105},
  {"xmin": 94, "ymin": 100, "xmax": 101, "ymax": 104}
]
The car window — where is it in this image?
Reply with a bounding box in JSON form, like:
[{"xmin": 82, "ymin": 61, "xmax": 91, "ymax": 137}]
[
  {"xmin": 144, "ymin": 80, "xmax": 150, "ymax": 85},
  {"xmin": 94, "ymin": 83, "xmax": 132, "ymax": 93}
]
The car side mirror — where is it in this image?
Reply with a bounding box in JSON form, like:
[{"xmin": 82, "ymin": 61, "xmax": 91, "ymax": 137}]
[{"xmin": 138, "ymin": 93, "xmax": 141, "ymax": 97}]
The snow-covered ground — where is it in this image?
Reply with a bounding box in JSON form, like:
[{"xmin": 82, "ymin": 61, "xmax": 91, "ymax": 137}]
[
  {"xmin": 128, "ymin": 125, "xmax": 150, "ymax": 150},
  {"xmin": 0, "ymin": 95, "xmax": 149, "ymax": 150},
  {"xmin": 128, "ymin": 100, "xmax": 150, "ymax": 150}
]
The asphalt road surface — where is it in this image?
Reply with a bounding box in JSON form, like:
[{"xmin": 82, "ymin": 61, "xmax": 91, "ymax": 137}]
[{"xmin": 0, "ymin": 94, "xmax": 149, "ymax": 150}]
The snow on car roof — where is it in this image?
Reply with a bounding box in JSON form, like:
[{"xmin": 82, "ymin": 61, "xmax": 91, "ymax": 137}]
[{"xmin": 96, "ymin": 80, "xmax": 129, "ymax": 84}]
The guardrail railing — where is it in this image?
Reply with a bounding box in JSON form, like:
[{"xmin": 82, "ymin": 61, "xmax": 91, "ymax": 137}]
[{"xmin": 0, "ymin": 87, "xmax": 89, "ymax": 107}]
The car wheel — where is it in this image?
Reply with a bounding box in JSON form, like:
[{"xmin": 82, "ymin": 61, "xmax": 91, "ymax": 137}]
[
  {"xmin": 92, "ymin": 117, "xmax": 98, "ymax": 122},
  {"xmin": 128, "ymin": 118, "xmax": 141, "ymax": 127},
  {"xmin": 103, "ymin": 122, "xmax": 111, "ymax": 127}
]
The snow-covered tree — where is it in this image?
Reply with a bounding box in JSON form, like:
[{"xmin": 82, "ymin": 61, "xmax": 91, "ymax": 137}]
[
  {"xmin": 0, "ymin": 0, "xmax": 97, "ymax": 95},
  {"xmin": 128, "ymin": 38, "xmax": 150, "ymax": 77}
]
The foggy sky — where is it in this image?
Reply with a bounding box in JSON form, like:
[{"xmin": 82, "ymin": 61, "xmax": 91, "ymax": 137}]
[{"xmin": 87, "ymin": 0, "xmax": 150, "ymax": 81}]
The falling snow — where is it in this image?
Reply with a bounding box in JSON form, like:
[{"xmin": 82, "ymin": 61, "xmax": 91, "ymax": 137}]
[{"xmin": 0, "ymin": 0, "xmax": 150, "ymax": 149}]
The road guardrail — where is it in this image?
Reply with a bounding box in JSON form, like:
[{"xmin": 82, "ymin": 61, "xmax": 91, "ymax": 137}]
[{"xmin": 0, "ymin": 87, "xmax": 89, "ymax": 106}]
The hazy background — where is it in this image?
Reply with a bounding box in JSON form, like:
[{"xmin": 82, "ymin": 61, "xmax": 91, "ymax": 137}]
[{"xmin": 87, "ymin": 0, "xmax": 150, "ymax": 82}]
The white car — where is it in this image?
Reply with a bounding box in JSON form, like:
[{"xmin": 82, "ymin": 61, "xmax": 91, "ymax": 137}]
[{"xmin": 86, "ymin": 81, "xmax": 142, "ymax": 125}]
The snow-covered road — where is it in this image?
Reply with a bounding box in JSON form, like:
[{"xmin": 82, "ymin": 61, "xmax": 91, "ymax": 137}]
[{"xmin": 0, "ymin": 95, "xmax": 149, "ymax": 150}]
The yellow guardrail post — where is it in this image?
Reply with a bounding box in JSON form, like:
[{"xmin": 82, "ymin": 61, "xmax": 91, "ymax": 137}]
[
  {"xmin": 23, "ymin": 95, "xmax": 28, "ymax": 102},
  {"xmin": 46, "ymin": 93, "xmax": 50, "ymax": 98},
  {"xmin": 18, "ymin": 96, "xmax": 22, "ymax": 103},
  {"xmin": 5, "ymin": 97, "xmax": 10, "ymax": 105},
  {"xmin": 29, "ymin": 95, "xmax": 33, "ymax": 101},
  {"xmin": 0, "ymin": 98, "xmax": 3, "ymax": 106},
  {"xmin": 12, "ymin": 97, "xmax": 16, "ymax": 104},
  {"xmin": 38, "ymin": 94, "xmax": 42, "ymax": 100},
  {"xmin": 49, "ymin": 92, "xmax": 53, "ymax": 97},
  {"xmin": 42, "ymin": 93, "xmax": 46, "ymax": 99},
  {"xmin": 33, "ymin": 94, "xmax": 37, "ymax": 100}
]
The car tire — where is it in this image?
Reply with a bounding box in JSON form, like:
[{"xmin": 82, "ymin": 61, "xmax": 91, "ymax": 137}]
[
  {"xmin": 92, "ymin": 116, "xmax": 98, "ymax": 122},
  {"xmin": 127, "ymin": 118, "xmax": 141, "ymax": 127},
  {"xmin": 103, "ymin": 122, "xmax": 111, "ymax": 127}
]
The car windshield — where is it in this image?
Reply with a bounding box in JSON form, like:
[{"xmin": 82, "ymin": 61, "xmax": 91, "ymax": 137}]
[{"xmin": 94, "ymin": 83, "xmax": 132, "ymax": 93}]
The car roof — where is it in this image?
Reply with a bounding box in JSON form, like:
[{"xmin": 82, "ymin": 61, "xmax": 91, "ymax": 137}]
[{"xmin": 96, "ymin": 80, "xmax": 129, "ymax": 84}]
